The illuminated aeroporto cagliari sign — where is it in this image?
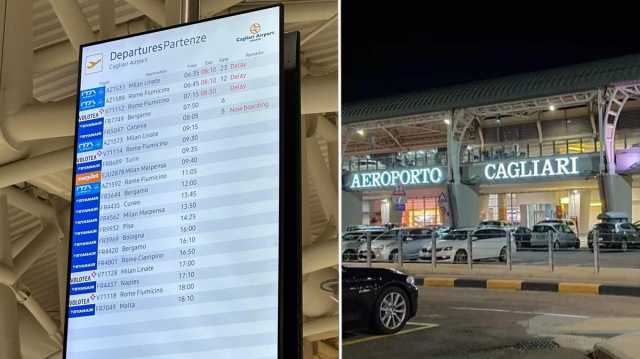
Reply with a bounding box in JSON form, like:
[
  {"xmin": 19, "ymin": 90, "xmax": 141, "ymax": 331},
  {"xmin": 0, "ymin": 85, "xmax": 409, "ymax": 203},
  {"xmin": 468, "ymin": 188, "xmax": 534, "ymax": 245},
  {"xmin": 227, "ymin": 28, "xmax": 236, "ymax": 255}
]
[
  {"xmin": 349, "ymin": 167, "xmax": 446, "ymax": 189},
  {"xmin": 483, "ymin": 156, "xmax": 579, "ymax": 180}
]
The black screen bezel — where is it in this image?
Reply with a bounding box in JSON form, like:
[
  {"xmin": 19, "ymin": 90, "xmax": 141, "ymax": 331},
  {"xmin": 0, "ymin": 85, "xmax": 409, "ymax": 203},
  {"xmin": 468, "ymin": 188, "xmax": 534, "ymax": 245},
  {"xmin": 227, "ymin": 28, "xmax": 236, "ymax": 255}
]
[{"xmin": 64, "ymin": 5, "xmax": 300, "ymax": 358}]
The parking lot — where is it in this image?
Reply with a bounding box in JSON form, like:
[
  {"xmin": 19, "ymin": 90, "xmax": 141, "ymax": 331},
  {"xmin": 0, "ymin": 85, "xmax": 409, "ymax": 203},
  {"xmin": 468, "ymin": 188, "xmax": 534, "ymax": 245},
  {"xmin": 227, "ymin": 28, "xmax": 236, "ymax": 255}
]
[{"xmin": 343, "ymin": 286, "xmax": 640, "ymax": 358}]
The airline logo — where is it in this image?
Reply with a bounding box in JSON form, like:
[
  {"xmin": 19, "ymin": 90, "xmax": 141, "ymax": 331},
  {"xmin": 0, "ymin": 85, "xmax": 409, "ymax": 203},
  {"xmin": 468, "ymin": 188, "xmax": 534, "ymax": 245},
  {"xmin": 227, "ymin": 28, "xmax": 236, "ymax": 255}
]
[
  {"xmin": 77, "ymin": 138, "xmax": 103, "ymax": 153},
  {"xmin": 79, "ymin": 87, "xmax": 105, "ymax": 111},
  {"xmin": 78, "ymin": 108, "xmax": 104, "ymax": 122},
  {"xmin": 78, "ymin": 118, "xmax": 104, "ymax": 133},
  {"xmin": 76, "ymin": 160, "xmax": 102, "ymax": 174},
  {"xmin": 75, "ymin": 183, "xmax": 101, "ymax": 197},
  {"xmin": 68, "ymin": 304, "xmax": 95, "ymax": 318},
  {"xmin": 84, "ymin": 53, "xmax": 103, "ymax": 74},
  {"xmin": 76, "ymin": 171, "xmax": 101, "ymax": 185},
  {"xmin": 76, "ymin": 150, "xmax": 103, "ymax": 164},
  {"xmin": 69, "ymin": 270, "xmax": 97, "ymax": 285},
  {"xmin": 70, "ymin": 281, "xmax": 97, "ymax": 296}
]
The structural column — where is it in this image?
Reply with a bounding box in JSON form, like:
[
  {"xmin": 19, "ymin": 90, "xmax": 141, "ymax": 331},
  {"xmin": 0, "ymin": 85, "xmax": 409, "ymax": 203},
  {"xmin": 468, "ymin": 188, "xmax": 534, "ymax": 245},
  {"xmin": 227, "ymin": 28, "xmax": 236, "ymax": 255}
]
[
  {"xmin": 597, "ymin": 90, "xmax": 633, "ymax": 217},
  {"xmin": 447, "ymin": 110, "xmax": 480, "ymax": 227},
  {"xmin": 341, "ymin": 190, "xmax": 362, "ymax": 228},
  {"xmin": 497, "ymin": 193, "xmax": 508, "ymax": 221},
  {"xmin": 0, "ymin": 192, "xmax": 21, "ymax": 359}
]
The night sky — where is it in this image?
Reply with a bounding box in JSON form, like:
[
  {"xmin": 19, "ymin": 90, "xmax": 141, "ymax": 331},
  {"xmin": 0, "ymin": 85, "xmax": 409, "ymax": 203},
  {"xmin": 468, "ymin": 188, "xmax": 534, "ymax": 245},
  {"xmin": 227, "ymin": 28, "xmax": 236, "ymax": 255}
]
[{"xmin": 341, "ymin": 5, "xmax": 640, "ymax": 105}]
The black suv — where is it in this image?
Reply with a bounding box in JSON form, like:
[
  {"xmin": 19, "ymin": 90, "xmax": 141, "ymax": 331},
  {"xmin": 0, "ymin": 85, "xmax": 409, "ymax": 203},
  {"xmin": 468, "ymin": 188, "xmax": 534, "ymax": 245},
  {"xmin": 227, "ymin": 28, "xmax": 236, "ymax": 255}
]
[{"xmin": 588, "ymin": 222, "xmax": 640, "ymax": 251}]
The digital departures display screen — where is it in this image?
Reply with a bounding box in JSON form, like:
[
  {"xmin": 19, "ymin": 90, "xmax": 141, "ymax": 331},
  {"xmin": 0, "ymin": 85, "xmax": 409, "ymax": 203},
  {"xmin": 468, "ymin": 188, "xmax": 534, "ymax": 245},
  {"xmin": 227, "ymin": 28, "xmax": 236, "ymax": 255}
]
[{"xmin": 65, "ymin": 6, "xmax": 281, "ymax": 359}]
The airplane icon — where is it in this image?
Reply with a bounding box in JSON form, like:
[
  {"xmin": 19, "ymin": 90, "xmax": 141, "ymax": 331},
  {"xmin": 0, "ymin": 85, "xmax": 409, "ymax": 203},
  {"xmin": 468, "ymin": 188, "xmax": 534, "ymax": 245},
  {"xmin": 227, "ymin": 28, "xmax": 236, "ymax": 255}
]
[
  {"xmin": 87, "ymin": 59, "xmax": 101, "ymax": 69},
  {"xmin": 84, "ymin": 54, "xmax": 103, "ymax": 74}
]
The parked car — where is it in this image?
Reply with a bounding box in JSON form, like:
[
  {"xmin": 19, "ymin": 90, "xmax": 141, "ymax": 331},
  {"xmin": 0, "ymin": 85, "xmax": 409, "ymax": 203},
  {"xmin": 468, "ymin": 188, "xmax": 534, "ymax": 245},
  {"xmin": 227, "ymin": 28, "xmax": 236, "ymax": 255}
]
[
  {"xmin": 536, "ymin": 219, "xmax": 578, "ymax": 235},
  {"xmin": 342, "ymin": 226, "xmax": 386, "ymax": 261},
  {"xmin": 530, "ymin": 223, "xmax": 580, "ymax": 249},
  {"xmin": 633, "ymin": 220, "xmax": 640, "ymax": 231},
  {"xmin": 479, "ymin": 220, "xmax": 512, "ymax": 228},
  {"xmin": 342, "ymin": 266, "xmax": 418, "ymax": 334},
  {"xmin": 513, "ymin": 226, "xmax": 532, "ymax": 249},
  {"xmin": 419, "ymin": 228, "xmax": 515, "ymax": 263},
  {"xmin": 588, "ymin": 222, "xmax": 640, "ymax": 252},
  {"xmin": 357, "ymin": 227, "xmax": 431, "ymax": 261}
]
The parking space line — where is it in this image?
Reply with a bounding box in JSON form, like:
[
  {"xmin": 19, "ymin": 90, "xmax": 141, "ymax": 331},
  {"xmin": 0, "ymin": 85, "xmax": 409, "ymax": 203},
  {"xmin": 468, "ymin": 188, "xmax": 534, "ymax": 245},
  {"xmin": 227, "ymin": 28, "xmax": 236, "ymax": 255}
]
[
  {"xmin": 342, "ymin": 323, "xmax": 439, "ymax": 346},
  {"xmin": 451, "ymin": 306, "xmax": 590, "ymax": 319}
]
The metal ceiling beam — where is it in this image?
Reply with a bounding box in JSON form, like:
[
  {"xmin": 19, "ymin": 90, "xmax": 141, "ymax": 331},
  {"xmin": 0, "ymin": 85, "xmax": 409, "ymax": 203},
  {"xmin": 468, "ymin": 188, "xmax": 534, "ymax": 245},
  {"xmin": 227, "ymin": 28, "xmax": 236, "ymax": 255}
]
[
  {"xmin": 126, "ymin": 0, "xmax": 166, "ymax": 25},
  {"xmin": 99, "ymin": 0, "xmax": 117, "ymax": 39},
  {"xmin": 11, "ymin": 224, "xmax": 43, "ymax": 258},
  {"xmin": 306, "ymin": 135, "xmax": 337, "ymax": 222},
  {"xmin": 200, "ymin": 0, "xmax": 244, "ymax": 17},
  {"xmin": 381, "ymin": 127, "xmax": 406, "ymax": 152},
  {"xmin": 300, "ymin": 13, "xmax": 337, "ymax": 47},
  {"xmin": 12, "ymin": 225, "xmax": 59, "ymax": 280},
  {"xmin": 0, "ymin": 190, "xmax": 21, "ymax": 359},
  {"xmin": 48, "ymin": 0, "xmax": 96, "ymax": 52},
  {"xmin": 1, "ymin": 0, "xmax": 33, "ymax": 115},
  {"xmin": 3, "ymin": 98, "xmax": 76, "ymax": 142},
  {"xmin": 302, "ymin": 73, "xmax": 337, "ymax": 114},
  {"xmin": 0, "ymin": 147, "xmax": 74, "ymax": 189}
]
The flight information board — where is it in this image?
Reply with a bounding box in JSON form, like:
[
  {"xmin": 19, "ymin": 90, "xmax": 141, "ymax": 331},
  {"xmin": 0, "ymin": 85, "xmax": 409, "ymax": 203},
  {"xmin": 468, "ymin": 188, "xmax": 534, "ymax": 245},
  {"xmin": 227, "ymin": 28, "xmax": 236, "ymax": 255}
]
[{"xmin": 65, "ymin": 6, "xmax": 282, "ymax": 359}]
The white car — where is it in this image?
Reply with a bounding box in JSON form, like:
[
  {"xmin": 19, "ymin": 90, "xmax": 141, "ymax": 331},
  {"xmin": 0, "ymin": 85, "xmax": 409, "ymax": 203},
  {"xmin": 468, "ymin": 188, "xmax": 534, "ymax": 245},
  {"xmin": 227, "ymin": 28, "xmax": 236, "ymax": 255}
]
[
  {"xmin": 342, "ymin": 227, "xmax": 386, "ymax": 261},
  {"xmin": 419, "ymin": 228, "xmax": 516, "ymax": 263},
  {"xmin": 357, "ymin": 228, "xmax": 432, "ymax": 261}
]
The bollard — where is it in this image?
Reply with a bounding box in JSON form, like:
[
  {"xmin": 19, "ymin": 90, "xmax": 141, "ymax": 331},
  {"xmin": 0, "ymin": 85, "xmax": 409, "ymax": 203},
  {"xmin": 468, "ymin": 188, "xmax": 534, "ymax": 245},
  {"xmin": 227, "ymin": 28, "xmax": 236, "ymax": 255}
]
[
  {"xmin": 506, "ymin": 230, "xmax": 512, "ymax": 272},
  {"xmin": 398, "ymin": 235, "xmax": 404, "ymax": 267},
  {"xmin": 431, "ymin": 230, "xmax": 437, "ymax": 270},
  {"xmin": 466, "ymin": 230, "xmax": 473, "ymax": 271},
  {"xmin": 548, "ymin": 231, "xmax": 555, "ymax": 272},
  {"xmin": 366, "ymin": 231, "xmax": 372, "ymax": 268},
  {"xmin": 593, "ymin": 229, "xmax": 600, "ymax": 274}
]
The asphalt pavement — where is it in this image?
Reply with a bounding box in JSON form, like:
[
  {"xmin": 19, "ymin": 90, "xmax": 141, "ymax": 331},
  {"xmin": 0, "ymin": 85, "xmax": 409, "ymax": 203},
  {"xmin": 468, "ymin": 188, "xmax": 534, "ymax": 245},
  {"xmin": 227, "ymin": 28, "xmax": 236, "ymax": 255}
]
[{"xmin": 342, "ymin": 287, "xmax": 640, "ymax": 358}]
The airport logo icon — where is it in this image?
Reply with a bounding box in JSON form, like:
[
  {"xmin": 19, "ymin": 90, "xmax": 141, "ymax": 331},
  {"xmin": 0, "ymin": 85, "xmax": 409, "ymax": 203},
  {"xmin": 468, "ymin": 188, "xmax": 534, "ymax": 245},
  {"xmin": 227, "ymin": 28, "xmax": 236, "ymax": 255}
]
[
  {"xmin": 250, "ymin": 22, "xmax": 261, "ymax": 35},
  {"xmin": 84, "ymin": 53, "xmax": 103, "ymax": 74}
]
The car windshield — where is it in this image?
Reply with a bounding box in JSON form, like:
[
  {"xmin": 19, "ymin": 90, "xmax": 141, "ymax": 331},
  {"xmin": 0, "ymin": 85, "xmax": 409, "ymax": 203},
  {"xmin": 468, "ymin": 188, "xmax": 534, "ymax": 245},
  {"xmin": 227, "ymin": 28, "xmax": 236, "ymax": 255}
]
[
  {"xmin": 532, "ymin": 225, "xmax": 548, "ymax": 232},
  {"xmin": 377, "ymin": 231, "xmax": 400, "ymax": 241},
  {"xmin": 594, "ymin": 223, "xmax": 615, "ymax": 232},
  {"xmin": 343, "ymin": 231, "xmax": 383, "ymax": 240},
  {"xmin": 444, "ymin": 231, "xmax": 468, "ymax": 240}
]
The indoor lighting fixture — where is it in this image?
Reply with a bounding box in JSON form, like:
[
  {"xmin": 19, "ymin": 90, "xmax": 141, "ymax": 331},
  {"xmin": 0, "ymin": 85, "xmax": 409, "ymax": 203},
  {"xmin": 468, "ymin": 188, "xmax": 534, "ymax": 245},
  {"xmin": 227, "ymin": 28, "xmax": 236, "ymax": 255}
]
[
  {"xmin": 356, "ymin": 129, "xmax": 365, "ymax": 136},
  {"xmin": 549, "ymin": 105, "xmax": 556, "ymax": 111},
  {"xmin": 444, "ymin": 119, "xmax": 451, "ymax": 125}
]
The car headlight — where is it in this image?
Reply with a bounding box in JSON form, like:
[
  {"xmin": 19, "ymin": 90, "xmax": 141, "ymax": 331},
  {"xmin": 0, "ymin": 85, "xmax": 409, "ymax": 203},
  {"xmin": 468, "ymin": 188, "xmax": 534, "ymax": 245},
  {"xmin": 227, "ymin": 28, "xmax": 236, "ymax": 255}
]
[
  {"xmin": 406, "ymin": 276, "xmax": 415, "ymax": 285},
  {"xmin": 443, "ymin": 246, "xmax": 453, "ymax": 252},
  {"xmin": 372, "ymin": 246, "xmax": 383, "ymax": 250}
]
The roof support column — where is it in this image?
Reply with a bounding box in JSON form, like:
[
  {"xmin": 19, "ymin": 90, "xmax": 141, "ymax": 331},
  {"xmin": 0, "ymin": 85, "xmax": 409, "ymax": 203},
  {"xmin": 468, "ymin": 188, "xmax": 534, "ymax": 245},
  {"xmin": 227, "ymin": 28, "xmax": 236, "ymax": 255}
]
[
  {"xmin": 447, "ymin": 110, "xmax": 462, "ymax": 184},
  {"xmin": 48, "ymin": 0, "xmax": 96, "ymax": 52},
  {"xmin": 447, "ymin": 110, "xmax": 480, "ymax": 228},
  {"xmin": 597, "ymin": 88, "xmax": 633, "ymax": 216},
  {"xmin": 0, "ymin": 192, "xmax": 21, "ymax": 359}
]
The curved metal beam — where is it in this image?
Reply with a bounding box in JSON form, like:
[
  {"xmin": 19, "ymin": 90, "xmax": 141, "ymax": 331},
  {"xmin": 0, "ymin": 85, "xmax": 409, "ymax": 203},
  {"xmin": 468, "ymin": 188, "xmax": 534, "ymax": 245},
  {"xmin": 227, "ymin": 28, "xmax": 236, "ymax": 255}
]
[{"xmin": 602, "ymin": 82, "xmax": 640, "ymax": 174}]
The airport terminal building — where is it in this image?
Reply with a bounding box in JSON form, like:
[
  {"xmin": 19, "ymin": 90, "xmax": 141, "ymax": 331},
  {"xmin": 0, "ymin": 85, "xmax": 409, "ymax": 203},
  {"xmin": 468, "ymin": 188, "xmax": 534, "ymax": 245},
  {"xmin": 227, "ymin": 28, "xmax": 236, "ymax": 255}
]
[{"xmin": 342, "ymin": 55, "xmax": 640, "ymax": 235}]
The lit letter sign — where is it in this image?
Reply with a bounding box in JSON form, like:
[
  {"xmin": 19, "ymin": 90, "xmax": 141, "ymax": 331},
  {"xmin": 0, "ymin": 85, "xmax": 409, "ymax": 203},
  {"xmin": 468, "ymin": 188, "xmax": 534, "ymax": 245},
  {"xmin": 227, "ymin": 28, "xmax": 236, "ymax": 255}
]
[
  {"xmin": 348, "ymin": 167, "xmax": 447, "ymax": 190},
  {"xmin": 483, "ymin": 156, "xmax": 581, "ymax": 180}
]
